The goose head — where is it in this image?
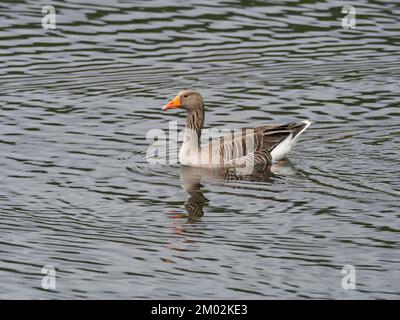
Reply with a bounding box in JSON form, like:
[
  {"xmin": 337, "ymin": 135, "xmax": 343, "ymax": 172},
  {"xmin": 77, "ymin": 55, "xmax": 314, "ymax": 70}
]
[{"xmin": 162, "ymin": 90, "xmax": 204, "ymax": 113}]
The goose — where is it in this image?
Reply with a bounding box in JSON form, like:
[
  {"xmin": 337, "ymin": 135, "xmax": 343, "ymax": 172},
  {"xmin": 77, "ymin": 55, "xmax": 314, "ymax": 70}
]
[{"xmin": 162, "ymin": 90, "xmax": 311, "ymax": 168}]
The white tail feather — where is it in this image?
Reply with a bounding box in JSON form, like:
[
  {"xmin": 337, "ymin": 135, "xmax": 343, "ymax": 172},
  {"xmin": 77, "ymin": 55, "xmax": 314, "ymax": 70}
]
[{"xmin": 271, "ymin": 120, "xmax": 312, "ymax": 162}]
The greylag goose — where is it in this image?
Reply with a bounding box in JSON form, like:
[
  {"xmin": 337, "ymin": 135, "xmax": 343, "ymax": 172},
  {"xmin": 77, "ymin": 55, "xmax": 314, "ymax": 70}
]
[{"xmin": 162, "ymin": 90, "xmax": 311, "ymax": 168}]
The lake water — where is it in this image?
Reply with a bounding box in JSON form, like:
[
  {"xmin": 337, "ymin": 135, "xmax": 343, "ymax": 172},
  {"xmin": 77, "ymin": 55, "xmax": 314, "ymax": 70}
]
[{"xmin": 0, "ymin": 0, "xmax": 399, "ymax": 299}]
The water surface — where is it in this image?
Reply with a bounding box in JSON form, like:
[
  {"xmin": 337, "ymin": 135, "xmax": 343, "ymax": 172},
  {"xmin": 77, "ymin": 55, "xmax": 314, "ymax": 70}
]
[{"xmin": 0, "ymin": 0, "xmax": 399, "ymax": 299}]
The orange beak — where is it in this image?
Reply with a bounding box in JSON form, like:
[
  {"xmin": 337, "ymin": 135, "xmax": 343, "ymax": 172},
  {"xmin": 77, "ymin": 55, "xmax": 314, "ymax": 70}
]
[{"xmin": 162, "ymin": 95, "xmax": 181, "ymax": 110}]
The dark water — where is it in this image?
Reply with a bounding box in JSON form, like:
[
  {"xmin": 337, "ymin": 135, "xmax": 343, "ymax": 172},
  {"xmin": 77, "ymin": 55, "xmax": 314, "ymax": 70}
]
[{"xmin": 1, "ymin": 0, "xmax": 399, "ymax": 299}]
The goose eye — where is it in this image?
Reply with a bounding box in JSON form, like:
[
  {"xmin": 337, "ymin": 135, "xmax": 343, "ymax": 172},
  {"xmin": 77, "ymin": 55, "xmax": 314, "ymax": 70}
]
[{"xmin": 183, "ymin": 95, "xmax": 188, "ymax": 98}]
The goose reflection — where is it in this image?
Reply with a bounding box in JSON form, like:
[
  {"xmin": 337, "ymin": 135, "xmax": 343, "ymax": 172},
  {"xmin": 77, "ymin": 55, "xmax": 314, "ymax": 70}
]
[{"xmin": 180, "ymin": 161, "xmax": 296, "ymax": 221}]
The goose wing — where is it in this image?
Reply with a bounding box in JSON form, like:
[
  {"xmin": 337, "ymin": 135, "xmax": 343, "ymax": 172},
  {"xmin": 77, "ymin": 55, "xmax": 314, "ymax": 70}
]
[{"xmin": 202, "ymin": 121, "xmax": 310, "ymax": 166}]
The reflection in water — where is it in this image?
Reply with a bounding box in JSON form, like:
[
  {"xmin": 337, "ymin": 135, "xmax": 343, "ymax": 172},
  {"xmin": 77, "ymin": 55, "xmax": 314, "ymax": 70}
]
[
  {"xmin": 180, "ymin": 161, "xmax": 296, "ymax": 220},
  {"xmin": 182, "ymin": 179, "xmax": 208, "ymax": 220}
]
